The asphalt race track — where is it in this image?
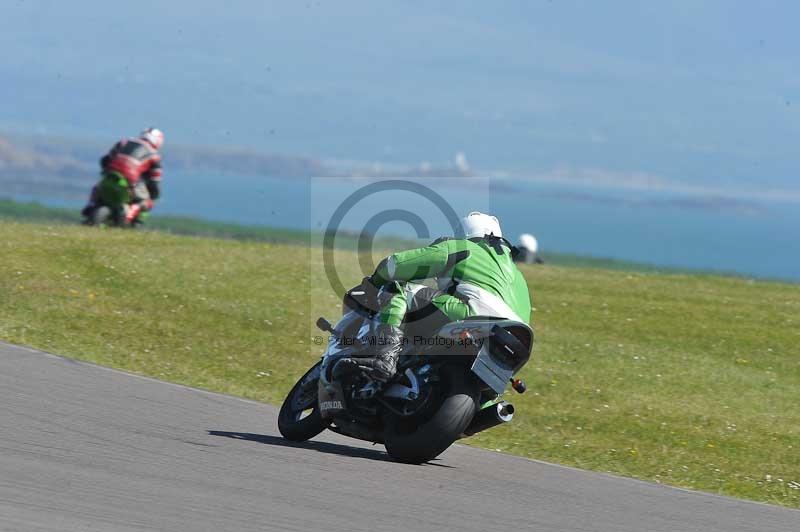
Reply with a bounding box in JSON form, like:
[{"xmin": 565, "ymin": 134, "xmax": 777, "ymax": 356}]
[{"xmin": 1, "ymin": 342, "xmax": 797, "ymax": 532}]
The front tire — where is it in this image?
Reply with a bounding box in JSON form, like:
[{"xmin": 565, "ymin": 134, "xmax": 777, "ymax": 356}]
[
  {"xmin": 278, "ymin": 362, "xmax": 329, "ymax": 442},
  {"xmin": 383, "ymin": 366, "xmax": 479, "ymax": 464}
]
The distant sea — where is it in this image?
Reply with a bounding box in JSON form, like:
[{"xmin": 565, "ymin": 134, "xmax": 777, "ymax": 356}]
[{"xmin": 12, "ymin": 171, "xmax": 800, "ymax": 282}]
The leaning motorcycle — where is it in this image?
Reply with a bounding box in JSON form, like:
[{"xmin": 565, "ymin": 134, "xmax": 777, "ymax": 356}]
[
  {"xmin": 82, "ymin": 172, "xmax": 145, "ymax": 227},
  {"xmin": 278, "ymin": 281, "xmax": 533, "ymax": 464}
]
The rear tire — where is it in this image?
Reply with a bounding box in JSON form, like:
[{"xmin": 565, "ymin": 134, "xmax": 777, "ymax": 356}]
[
  {"xmin": 91, "ymin": 206, "xmax": 113, "ymax": 226},
  {"xmin": 383, "ymin": 366, "xmax": 479, "ymax": 464},
  {"xmin": 278, "ymin": 362, "xmax": 329, "ymax": 442}
]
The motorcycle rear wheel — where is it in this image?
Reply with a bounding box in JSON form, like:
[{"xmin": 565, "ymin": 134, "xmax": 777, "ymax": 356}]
[
  {"xmin": 278, "ymin": 362, "xmax": 329, "ymax": 442},
  {"xmin": 91, "ymin": 206, "xmax": 114, "ymax": 226},
  {"xmin": 383, "ymin": 365, "xmax": 479, "ymax": 464}
]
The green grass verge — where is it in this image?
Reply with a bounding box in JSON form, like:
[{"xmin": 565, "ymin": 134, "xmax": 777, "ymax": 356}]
[
  {"xmin": 1, "ymin": 219, "xmax": 799, "ymax": 508},
  {"xmin": 1, "ymin": 198, "xmax": 708, "ymax": 274},
  {"xmin": 0, "ymin": 198, "xmax": 311, "ymax": 245}
]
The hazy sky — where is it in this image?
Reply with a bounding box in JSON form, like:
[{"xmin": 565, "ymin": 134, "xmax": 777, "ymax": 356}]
[{"xmin": 2, "ymin": 0, "xmax": 798, "ymax": 189}]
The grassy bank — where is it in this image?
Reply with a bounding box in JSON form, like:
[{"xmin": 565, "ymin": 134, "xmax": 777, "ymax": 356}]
[
  {"xmin": 0, "ymin": 198, "xmax": 311, "ymax": 244},
  {"xmin": 1, "ymin": 219, "xmax": 799, "ymax": 508},
  {"xmin": 0, "ymin": 198, "xmax": 701, "ymax": 273}
]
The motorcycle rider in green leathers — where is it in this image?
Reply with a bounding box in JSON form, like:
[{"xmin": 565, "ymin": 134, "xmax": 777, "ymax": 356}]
[{"xmin": 336, "ymin": 212, "xmax": 532, "ymax": 382}]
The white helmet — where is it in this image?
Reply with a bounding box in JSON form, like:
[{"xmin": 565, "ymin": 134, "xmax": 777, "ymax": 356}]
[
  {"xmin": 519, "ymin": 233, "xmax": 539, "ymax": 253},
  {"xmin": 461, "ymin": 211, "xmax": 503, "ymax": 239},
  {"xmin": 140, "ymin": 127, "xmax": 164, "ymax": 150}
]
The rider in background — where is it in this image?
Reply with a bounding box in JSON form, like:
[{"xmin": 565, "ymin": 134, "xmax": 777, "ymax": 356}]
[
  {"xmin": 82, "ymin": 128, "xmax": 164, "ymax": 225},
  {"xmin": 336, "ymin": 212, "xmax": 532, "ymax": 382}
]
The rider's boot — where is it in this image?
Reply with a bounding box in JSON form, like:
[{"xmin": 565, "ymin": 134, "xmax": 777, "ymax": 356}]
[
  {"xmin": 125, "ymin": 204, "xmax": 143, "ymax": 226},
  {"xmin": 334, "ymin": 323, "xmax": 404, "ymax": 383}
]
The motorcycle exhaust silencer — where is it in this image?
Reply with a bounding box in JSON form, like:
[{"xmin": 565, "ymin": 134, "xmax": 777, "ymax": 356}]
[{"xmin": 461, "ymin": 401, "xmax": 514, "ymax": 437}]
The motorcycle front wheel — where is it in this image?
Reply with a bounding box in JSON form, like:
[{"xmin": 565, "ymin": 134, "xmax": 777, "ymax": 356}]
[
  {"xmin": 278, "ymin": 362, "xmax": 329, "ymax": 442},
  {"xmin": 383, "ymin": 365, "xmax": 479, "ymax": 464}
]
